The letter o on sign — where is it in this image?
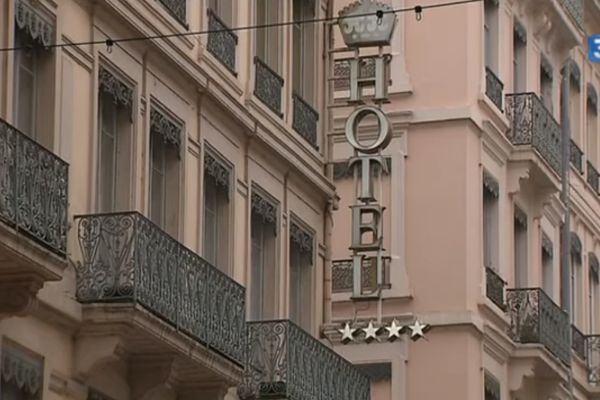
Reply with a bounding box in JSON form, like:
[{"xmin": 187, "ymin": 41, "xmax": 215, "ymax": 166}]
[{"xmin": 344, "ymin": 105, "xmax": 392, "ymax": 154}]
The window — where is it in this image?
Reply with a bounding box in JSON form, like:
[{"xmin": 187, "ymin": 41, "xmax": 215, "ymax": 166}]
[
  {"xmin": 355, "ymin": 363, "xmax": 392, "ymax": 400},
  {"xmin": 250, "ymin": 191, "xmax": 278, "ymax": 320},
  {"xmin": 0, "ymin": 342, "xmax": 43, "ymax": 400},
  {"xmin": 587, "ymin": 84, "xmax": 598, "ymax": 165},
  {"xmin": 483, "ymin": 172, "xmax": 499, "ymax": 271},
  {"xmin": 484, "ymin": 0, "xmax": 499, "ymax": 73},
  {"xmin": 12, "ymin": 3, "xmax": 55, "ymax": 148},
  {"xmin": 255, "ymin": 0, "xmax": 281, "ymax": 72},
  {"xmin": 289, "ymin": 221, "xmax": 313, "ymax": 330},
  {"xmin": 542, "ymin": 233, "xmax": 553, "ymax": 297},
  {"xmin": 203, "ymin": 151, "xmax": 231, "ymax": 273},
  {"xmin": 590, "ymin": 253, "xmax": 600, "ymax": 333},
  {"xmin": 484, "ymin": 371, "xmax": 501, "ymax": 400},
  {"xmin": 514, "ymin": 207, "xmax": 528, "ymax": 288},
  {"xmin": 97, "ymin": 67, "xmax": 133, "ymax": 213},
  {"xmin": 293, "ymin": 0, "xmax": 316, "ymax": 104},
  {"xmin": 208, "ymin": 0, "xmax": 234, "ymax": 27},
  {"xmin": 149, "ymin": 105, "xmax": 182, "ymax": 237},
  {"xmin": 571, "ymin": 233, "xmax": 583, "ymax": 325},
  {"xmin": 512, "ymin": 20, "xmax": 527, "ymax": 93},
  {"xmin": 540, "ymin": 58, "xmax": 553, "ymax": 113},
  {"xmin": 569, "ymin": 62, "xmax": 582, "ymax": 143}
]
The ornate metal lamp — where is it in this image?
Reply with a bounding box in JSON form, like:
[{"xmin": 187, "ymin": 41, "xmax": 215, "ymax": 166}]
[{"xmin": 338, "ymin": 0, "xmax": 397, "ymax": 48}]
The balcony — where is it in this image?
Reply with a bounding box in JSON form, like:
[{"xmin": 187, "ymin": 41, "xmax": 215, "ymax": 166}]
[
  {"xmin": 485, "ymin": 67, "xmax": 504, "ymax": 112},
  {"xmin": 572, "ymin": 324, "xmax": 586, "ymax": 360},
  {"xmin": 505, "ymin": 93, "xmax": 563, "ymax": 176},
  {"xmin": 485, "ymin": 267, "xmax": 505, "ymax": 311},
  {"xmin": 559, "ymin": 0, "xmax": 584, "ymax": 29},
  {"xmin": 506, "ymin": 288, "xmax": 570, "ymax": 365},
  {"xmin": 158, "ymin": 0, "xmax": 186, "ymax": 25},
  {"xmin": 570, "ymin": 139, "xmax": 584, "ymax": 174},
  {"xmin": 292, "ymin": 94, "xmax": 319, "ymax": 149},
  {"xmin": 74, "ymin": 212, "xmax": 245, "ymax": 384},
  {"xmin": 0, "ymin": 118, "xmax": 68, "ymax": 315},
  {"xmin": 587, "ymin": 335, "xmax": 600, "ymax": 383},
  {"xmin": 332, "ymin": 257, "xmax": 391, "ymax": 294},
  {"xmin": 207, "ymin": 9, "xmax": 237, "ymax": 74},
  {"xmin": 587, "ymin": 161, "xmax": 600, "ymax": 194},
  {"xmin": 254, "ymin": 57, "xmax": 284, "ymax": 117},
  {"xmin": 239, "ymin": 320, "xmax": 370, "ymax": 400}
]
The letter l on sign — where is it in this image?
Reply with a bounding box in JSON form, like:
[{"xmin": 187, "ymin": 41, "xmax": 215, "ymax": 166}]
[{"xmin": 590, "ymin": 34, "xmax": 600, "ymax": 63}]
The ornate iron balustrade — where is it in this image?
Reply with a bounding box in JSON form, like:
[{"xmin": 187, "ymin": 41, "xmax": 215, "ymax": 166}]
[
  {"xmin": 505, "ymin": 93, "xmax": 563, "ymax": 175},
  {"xmin": 333, "ymin": 56, "xmax": 389, "ymax": 91},
  {"xmin": 158, "ymin": 0, "xmax": 186, "ymax": 25},
  {"xmin": 239, "ymin": 319, "xmax": 370, "ymax": 400},
  {"xmin": 332, "ymin": 257, "xmax": 391, "ymax": 293},
  {"xmin": 207, "ymin": 9, "xmax": 237, "ymax": 74},
  {"xmin": 560, "ymin": 0, "xmax": 584, "ymax": 29},
  {"xmin": 0, "ymin": 118, "xmax": 68, "ymax": 256},
  {"xmin": 485, "ymin": 267, "xmax": 505, "ymax": 310},
  {"xmin": 570, "ymin": 139, "xmax": 584, "ymax": 174},
  {"xmin": 75, "ymin": 212, "xmax": 246, "ymax": 365},
  {"xmin": 572, "ymin": 324, "xmax": 586, "ymax": 360},
  {"xmin": 506, "ymin": 288, "xmax": 570, "ymax": 365},
  {"xmin": 485, "ymin": 67, "xmax": 504, "ymax": 111},
  {"xmin": 588, "ymin": 335, "xmax": 600, "ymax": 383},
  {"xmin": 254, "ymin": 57, "xmax": 284, "ymax": 116},
  {"xmin": 292, "ymin": 94, "xmax": 319, "ymax": 149},
  {"xmin": 588, "ymin": 161, "xmax": 600, "ymax": 194}
]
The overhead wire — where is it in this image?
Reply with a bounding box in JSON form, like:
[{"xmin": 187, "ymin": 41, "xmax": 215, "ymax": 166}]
[{"xmin": 0, "ymin": 0, "xmax": 483, "ymax": 52}]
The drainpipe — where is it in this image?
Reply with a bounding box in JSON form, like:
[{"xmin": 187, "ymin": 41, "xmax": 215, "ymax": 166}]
[{"xmin": 560, "ymin": 60, "xmax": 573, "ymax": 399}]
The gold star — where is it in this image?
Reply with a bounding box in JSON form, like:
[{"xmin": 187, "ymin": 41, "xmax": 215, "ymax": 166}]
[
  {"xmin": 339, "ymin": 322, "xmax": 357, "ymax": 344},
  {"xmin": 408, "ymin": 320, "xmax": 430, "ymax": 341},
  {"xmin": 362, "ymin": 321, "xmax": 381, "ymax": 343},
  {"xmin": 384, "ymin": 319, "xmax": 404, "ymax": 342}
]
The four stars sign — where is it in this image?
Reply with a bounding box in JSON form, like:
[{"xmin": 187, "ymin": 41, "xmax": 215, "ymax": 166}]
[{"xmin": 338, "ymin": 319, "xmax": 431, "ymax": 345}]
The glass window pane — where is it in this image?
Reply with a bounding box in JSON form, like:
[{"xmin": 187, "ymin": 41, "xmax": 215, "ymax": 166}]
[
  {"xmin": 150, "ymin": 134, "xmax": 166, "ymax": 228},
  {"xmin": 204, "ymin": 175, "xmax": 218, "ymax": 265},
  {"xmin": 98, "ymin": 94, "xmax": 117, "ymax": 213}
]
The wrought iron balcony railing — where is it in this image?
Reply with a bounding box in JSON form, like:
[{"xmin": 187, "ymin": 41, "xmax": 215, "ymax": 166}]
[
  {"xmin": 207, "ymin": 9, "xmax": 237, "ymax": 74},
  {"xmin": 588, "ymin": 161, "xmax": 600, "ymax": 194},
  {"xmin": 485, "ymin": 67, "xmax": 504, "ymax": 111},
  {"xmin": 292, "ymin": 93, "xmax": 319, "ymax": 149},
  {"xmin": 158, "ymin": 0, "xmax": 186, "ymax": 25},
  {"xmin": 572, "ymin": 324, "xmax": 586, "ymax": 360},
  {"xmin": 505, "ymin": 93, "xmax": 563, "ymax": 175},
  {"xmin": 485, "ymin": 267, "xmax": 505, "ymax": 310},
  {"xmin": 560, "ymin": 0, "xmax": 584, "ymax": 29},
  {"xmin": 0, "ymin": 118, "xmax": 68, "ymax": 256},
  {"xmin": 570, "ymin": 139, "xmax": 584, "ymax": 174},
  {"xmin": 239, "ymin": 319, "xmax": 370, "ymax": 400},
  {"xmin": 506, "ymin": 288, "xmax": 570, "ymax": 365},
  {"xmin": 75, "ymin": 212, "xmax": 246, "ymax": 365},
  {"xmin": 587, "ymin": 335, "xmax": 600, "ymax": 383},
  {"xmin": 254, "ymin": 57, "xmax": 284, "ymax": 116},
  {"xmin": 332, "ymin": 257, "xmax": 391, "ymax": 293}
]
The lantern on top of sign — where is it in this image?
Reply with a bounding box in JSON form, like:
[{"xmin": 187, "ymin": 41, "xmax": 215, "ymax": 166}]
[{"xmin": 337, "ymin": 1, "xmax": 396, "ymax": 300}]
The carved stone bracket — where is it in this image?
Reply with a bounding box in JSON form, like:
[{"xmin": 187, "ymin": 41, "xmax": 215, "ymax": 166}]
[{"xmin": 0, "ymin": 278, "xmax": 43, "ymax": 318}]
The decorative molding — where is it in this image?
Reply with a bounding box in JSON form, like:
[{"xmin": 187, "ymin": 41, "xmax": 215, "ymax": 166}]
[
  {"xmin": 514, "ymin": 206, "xmax": 527, "ymax": 227},
  {"xmin": 571, "ymin": 232, "xmax": 582, "ymax": 262},
  {"xmin": 484, "ymin": 371, "xmax": 501, "ymax": 400},
  {"xmin": 99, "ymin": 66, "xmax": 133, "ymax": 112},
  {"xmin": 1, "ymin": 343, "xmax": 43, "ymax": 398},
  {"xmin": 590, "ymin": 253, "xmax": 599, "ymax": 280},
  {"xmin": 150, "ymin": 105, "xmax": 182, "ymax": 151},
  {"xmin": 514, "ymin": 18, "xmax": 527, "ymax": 44},
  {"xmin": 15, "ymin": 0, "xmax": 54, "ymax": 48},
  {"xmin": 483, "ymin": 171, "xmax": 499, "ymax": 198},
  {"xmin": 568, "ymin": 59, "xmax": 581, "ymax": 88},
  {"xmin": 251, "ymin": 191, "xmax": 277, "ymax": 228},
  {"xmin": 541, "ymin": 55, "xmax": 553, "ymax": 80},
  {"xmin": 204, "ymin": 152, "xmax": 230, "ymax": 194},
  {"xmin": 588, "ymin": 83, "xmax": 598, "ymax": 112},
  {"xmin": 542, "ymin": 232, "xmax": 553, "ymax": 257},
  {"xmin": 290, "ymin": 221, "xmax": 314, "ymax": 259}
]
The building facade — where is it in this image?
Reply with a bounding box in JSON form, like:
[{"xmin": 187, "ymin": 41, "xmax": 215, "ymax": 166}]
[
  {"xmin": 327, "ymin": 0, "xmax": 600, "ymax": 399},
  {"xmin": 0, "ymin": 1, "xmax": 370, "ymax": 400}
]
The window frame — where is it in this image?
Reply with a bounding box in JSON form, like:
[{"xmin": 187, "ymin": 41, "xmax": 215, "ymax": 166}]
[{"xmin": 288, "ymin": 217, "xmax": 315, "ymax": 331}]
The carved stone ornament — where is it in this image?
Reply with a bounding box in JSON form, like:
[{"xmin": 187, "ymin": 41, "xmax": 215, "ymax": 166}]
[
  {"xmin": 514, "ymin": 19, "xmax": 527, "ymax": 44},
  {"xmin": 338, "ymin": 0, "xmax": 397, "ymax": 47},
  {"xmin": 568, "ymin": 59, "xmax": 581, "ymax": 88},
  {"xmin": 590, "ymin": 252, "xmax": 599, "ymax": 279},
  {"xmin": 150, "ymin": 106, "xmax": 182, "ymax": 152},
  {"xmin": 542, "ymin": 232, "xmax": 553, "ymax": 258},
  {"xmin": 99, "ymin": 67, "xmax": 133, "ymax": 112},
  {"xmin": 1, "ymin": 344, "xmax": 43, "ymax": 398},
  {"xmin": 571, "ymin": 232, "xmax": 582, "ymax": 263},
  {"xmin": 541, "ymin": 55, "xmax": 553, "ymax": 80},
  {"xmin": 15, "ymin": 0, "xmax": 54, "ymax": 48},
  {"xmin": 514, "ymin": 206, "xmax": 527, "ymax": 227},
  {"xmin": 290, "ymin": 222, "xmax": 314, "ymax": 258},
  {"xmin": 483, "ymin": 171, "xmax": 499, "ymax": 198},
  {"xmin": 588, "ymin": 83, "xmax": 598, "ymax": 110},
  {"xmin": 251, "ymin": 192, "xmax": 277, "ymax": 227},
  {"xmin": 204, "ymin": 152, "xmax": 230, "ymax": 194}
]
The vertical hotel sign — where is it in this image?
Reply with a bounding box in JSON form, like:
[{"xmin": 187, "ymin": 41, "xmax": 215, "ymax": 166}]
[{"xmin": 338, "ymin": 0, "xmax": 395, "ymax": 300}]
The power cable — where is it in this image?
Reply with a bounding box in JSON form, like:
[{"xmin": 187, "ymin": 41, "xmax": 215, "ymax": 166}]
[{"xmin": 0, "ymin": 0, "xmax": 482, "ymax": 52}]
